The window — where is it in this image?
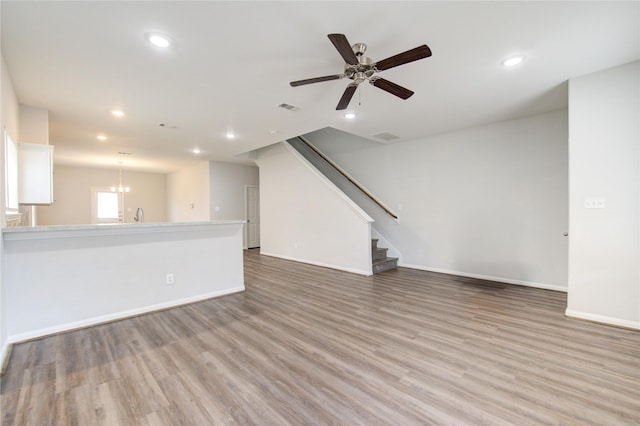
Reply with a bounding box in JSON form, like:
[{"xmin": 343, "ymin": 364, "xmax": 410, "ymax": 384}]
[
  {"xmin": 91, "ymin": 187, "xmax": 122, "ymax": 223},
  {"xmin": 97, "ymin": 191, "xmax": 119, "ymax": 219},
  {"xmin": 4, "ymin": 129, "xmax": 19, "ymax": 215}
]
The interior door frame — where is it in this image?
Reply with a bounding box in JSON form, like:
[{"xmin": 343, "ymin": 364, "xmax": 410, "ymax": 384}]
[{"xmin": 244, "ymin": 184, "xmax": 260, "ymax": 249}]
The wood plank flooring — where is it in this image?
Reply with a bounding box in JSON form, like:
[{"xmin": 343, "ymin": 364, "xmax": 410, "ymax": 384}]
[{"xmin": 1, "ymin": 249, "xmax": 639, "ymax": 425}]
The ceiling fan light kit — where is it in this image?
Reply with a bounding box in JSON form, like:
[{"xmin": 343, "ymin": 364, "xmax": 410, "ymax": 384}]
[{"xmin": 290, "ymin": 33, "xmax": 432, "ymax": 110}]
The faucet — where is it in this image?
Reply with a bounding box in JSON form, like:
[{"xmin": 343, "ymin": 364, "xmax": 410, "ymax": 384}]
[{"xmin": 134, "ymin": 207, "xmax": 144, "ymax": 223}]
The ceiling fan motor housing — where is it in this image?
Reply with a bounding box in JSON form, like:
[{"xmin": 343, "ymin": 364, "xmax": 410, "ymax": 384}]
[{"xmin": 345, "ymin": 43, "xmax": 375, "ymax": 83}]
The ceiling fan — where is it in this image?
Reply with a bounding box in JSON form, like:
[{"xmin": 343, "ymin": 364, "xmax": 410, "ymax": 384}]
[{"xmin": 290, "ymin": 33, "xmax": 432, "ymax": 110}]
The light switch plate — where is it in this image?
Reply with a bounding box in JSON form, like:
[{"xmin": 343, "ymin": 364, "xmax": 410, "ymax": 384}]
[{"xmin": 584, "ymin": 197, "xmax": 605, "ymax": 209}]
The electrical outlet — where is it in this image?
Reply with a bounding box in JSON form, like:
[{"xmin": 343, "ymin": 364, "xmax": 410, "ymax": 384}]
[{"xmin": 166, "ymin": 273, "xmax": 174, "ymax": 285}]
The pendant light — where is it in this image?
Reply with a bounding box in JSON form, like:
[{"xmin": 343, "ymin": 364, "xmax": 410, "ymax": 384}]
[{"xmin": 111, "ymin": 162, "xmax": 131, "ymax": 193}]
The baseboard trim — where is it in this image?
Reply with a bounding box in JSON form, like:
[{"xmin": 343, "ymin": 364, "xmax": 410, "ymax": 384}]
[
  {"xmin": 260, "ymin": 251, "xmax": 371, "ymax": 276},
  {"xmin": 0, "ymin": 342, "xmax": 13, "ymax": 376},
  {"xmin": 7, "ymin": 286, "xmax": 245, "ymax": 345},
  {"xmin": 399, "ymin": 262, "xmax": 568, "ymax": 292},
  {"xmin": 565, "ymin": 309, "xmax": 640, "ymax": 330}
]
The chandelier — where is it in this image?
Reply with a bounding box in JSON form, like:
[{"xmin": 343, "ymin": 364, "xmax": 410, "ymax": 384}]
[{"xmin": 111, "ymin": 162, "xmax": 131, "ymax": 193}]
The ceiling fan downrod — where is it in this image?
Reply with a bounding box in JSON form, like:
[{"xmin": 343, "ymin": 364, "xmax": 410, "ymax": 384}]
[{"xmin": 344, "ymin": 42, "xmax": 375, "ymax": 84}]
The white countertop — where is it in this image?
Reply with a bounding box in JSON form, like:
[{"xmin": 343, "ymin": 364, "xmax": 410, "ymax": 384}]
[{"xmin": 2, "ymin": 220, "xmax": 245, "ymax": 240}]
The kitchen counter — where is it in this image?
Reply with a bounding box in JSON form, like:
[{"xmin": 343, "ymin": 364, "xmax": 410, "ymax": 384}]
[
  {"xmin": 3, "ymin": 220, "xmax": 246, "ymax": 343},
  {"xmin": 3, "ymin": 220, "xmax": 245, "ymax": 239}
]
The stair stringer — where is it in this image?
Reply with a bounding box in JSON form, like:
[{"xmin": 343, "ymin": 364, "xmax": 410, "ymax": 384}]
[
  {"xmin": 261, "ymin": 142, "xmax": 374, "ymax": 275},
  {"xmin": 288, "ymin": 137, "xmax": 403, "ymax": 267}
]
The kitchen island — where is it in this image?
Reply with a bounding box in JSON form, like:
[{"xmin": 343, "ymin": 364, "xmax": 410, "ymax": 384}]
[{"xmin": 3, "ymin": 221, "xmax": 245, "ymax": 343}]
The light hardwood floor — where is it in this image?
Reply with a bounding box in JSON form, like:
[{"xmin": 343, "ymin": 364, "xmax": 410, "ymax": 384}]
[{"xmin": 1, "ymin": 249, "xmax": 639, "ymax": 425}]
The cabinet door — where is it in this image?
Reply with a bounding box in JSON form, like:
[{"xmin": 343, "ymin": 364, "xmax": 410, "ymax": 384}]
[{"xmin": 18, "ymin": 142, "xmax": 54, "ymax": 205}]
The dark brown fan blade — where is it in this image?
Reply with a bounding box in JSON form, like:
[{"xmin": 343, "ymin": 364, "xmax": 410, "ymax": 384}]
[
  {"xmin": 371, "ymin": 78, "xmax": 414, "ymax": 99},
  {"xmin": 336, "ymin": 84, "xmax": 358, "ymax": 110},
  {"xmin": 290, "ymin": 74, "xmax": 343, "ymax": 87},
  {"xmin": 375, "ymin": 45, "xmax": 432, "ymax": 71},
  {"xmin": 328, "ymin": 34, "xmax": 358, "ymax": 65}
]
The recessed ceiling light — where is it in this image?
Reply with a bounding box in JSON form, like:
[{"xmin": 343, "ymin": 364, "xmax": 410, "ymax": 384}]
[
  {"xmin": 192, "ymin": 148, "xmax": 201, "ymax": 155},
  {"xmin": 226, "ymin": 132, "xmax": 236, "ymax": 140},
  {"xmin": 111, "ymin": 110, "xmax": 125, "ymax": 118},
  {"xmin": 97, "ymin": 134, "xmax": 107, "ymax": 141},
  {"xmin": 344, "ymin": 112, "xmax": 357, "ymax": 119},
  {"xmin": 145, "ymin": 33, "xmax": 171, "ymax": 48},
  {"xmin": 502, "ymin": 56, "xmax": 524, "ymax": 67}
]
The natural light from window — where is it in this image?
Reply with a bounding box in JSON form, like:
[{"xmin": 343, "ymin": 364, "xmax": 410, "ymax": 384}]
[
  {"xmin": 4, "ymin": 129, "xmax": 19, "ymax": 215},
  {"xmin": 97, "ymin": 191, "xmax": 119, "ymax": 219}
]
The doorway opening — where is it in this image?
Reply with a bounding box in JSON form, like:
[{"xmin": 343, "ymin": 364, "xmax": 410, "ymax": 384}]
[{"xmin": 245, "ymin": 185, "xmax": 260, "ymax": 248}]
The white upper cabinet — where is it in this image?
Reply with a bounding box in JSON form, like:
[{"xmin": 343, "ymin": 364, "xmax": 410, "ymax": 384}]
[{"xmin": 18, "ymin": 142, "xmax": 54, "ymax": 205}]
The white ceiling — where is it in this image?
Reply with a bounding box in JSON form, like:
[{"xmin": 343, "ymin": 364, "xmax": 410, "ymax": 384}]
[{"xmin": 2, "ymin": 1, "xmax": 638, "ymax": 174}]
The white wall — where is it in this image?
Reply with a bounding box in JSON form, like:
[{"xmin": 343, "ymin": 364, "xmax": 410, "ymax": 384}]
[
  {"xmin": 39, "ymin": 161, "xmax": 255, "ymax": 226},
  {"xmin": 167, "ymin": 160, "xmax": 258, "ymax": 226},
  {"xmin": 209, "ymin": 161, "xmax": 259, "ymax": 247},
  {"xmin": 166, "ymin": 161, "xmax": 210, "ymax": 222},
  {"xmin": 209, "ymin": 161, "xmax": 259, "ymax": 221},
  {"xmin": 18, "ymin": 104, "xmax": 48, "ymax": 145},
  {"xmin": 567, "ymin": 61, "xmax": 640, "ymax": 329},
  {"xmin": 307, "ymin": 110, "xmax": 569, "ymax": 290},
  {"xmin": 288, "ymin": 137, "xmax": 401, "ymax": 259},
  {"xmin": 37, "ymin": 165, "xmax": 167, "ymax": 225},
  {"xmin": 255, "ymin": 143, "xmax": 373, "ymax": 275},
  {"xmin": 1, "ymin": 57, "xmax": 19, "ymax": 156},
  {"xmin": 1, "ymin": 57, "xmax": 20, "ymax": 228},
  {"xmin": 1, "ymin": 53, "xmax": 20, "ymax": 369}
]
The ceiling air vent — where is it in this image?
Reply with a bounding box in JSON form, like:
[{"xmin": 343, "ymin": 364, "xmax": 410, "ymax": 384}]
[
  {"xmin": 372, "ymin": 132, "xmax": 401, "ymax": 142},
  {"xmin": 278, "ymin": 103, "xmax": 301, "ymax": 112}
]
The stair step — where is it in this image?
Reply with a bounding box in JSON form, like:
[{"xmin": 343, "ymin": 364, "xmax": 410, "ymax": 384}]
[
  {"xmin": 372, "ymin": 247, "xmax": 388, "ymax": 260},
  {"xmin": 372, "ymin": 257, "xmax": 398, "ymax": 274},
  {"xmin": 371, "ymin": 238, "xmax": 379, "ymax": 250}
]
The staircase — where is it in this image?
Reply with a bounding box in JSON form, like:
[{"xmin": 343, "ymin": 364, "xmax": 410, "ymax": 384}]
[{"xmin": 372, "ymin": 239, "xmax": 398, "ymax": 274}]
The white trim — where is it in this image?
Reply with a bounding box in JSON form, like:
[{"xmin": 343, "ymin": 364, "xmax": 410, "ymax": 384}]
[
  {"xmin": 365, "ymin": 224, "xmax": 373, "ymax": 275},
  {"xmin": 0, "ymin": 342, "xmax": 12, "ymax": 375},
  {"xmin": 244, "ymin": 184, "xmax": 260, "ymax": 250},
  {"xmin": 4, "ymin": 128, "xmax": 19, "ymax": 216},
  {"xmin": 565, "ymin": 309, "xmax": 640, "ymax": 330},
  {"xmin": 399, "ymin": 262, "xmax": 568, "ymax": 292},
  {"xmin": 6, "ymin": 286, "xmax": 245, "ymax": 344},
  {"xmin": 260, "ymin": 251, "xmax": 372, "ymax": 276}
]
